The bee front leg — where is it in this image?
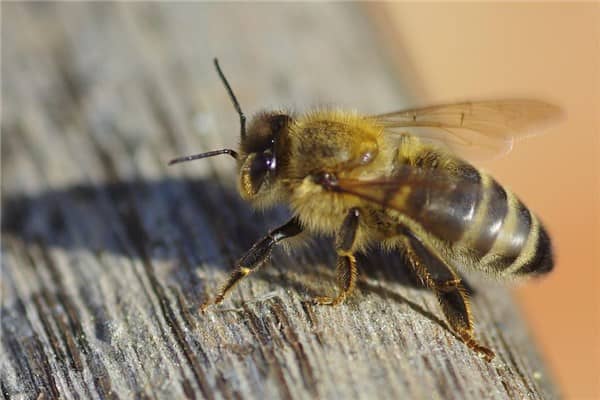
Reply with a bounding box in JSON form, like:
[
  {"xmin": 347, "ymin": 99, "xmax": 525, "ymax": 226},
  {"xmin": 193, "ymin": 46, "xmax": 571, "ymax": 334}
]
[
  {"xmin": 398, "ymin": 229, "xmax": 495, "ymax": 362},
  {"xmin": 314, "ymin": 208, "xmax": 360, "ymax": 306},
  {"xmin": 200, "ymin": 217, "xmax": 303, "ymax": 312}
]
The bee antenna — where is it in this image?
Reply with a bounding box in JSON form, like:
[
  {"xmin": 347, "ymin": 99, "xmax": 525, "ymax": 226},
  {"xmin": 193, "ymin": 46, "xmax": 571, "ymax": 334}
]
[
  {"xmin": 168, "ymin": 148, "xmax": 238, "ymax": 166},
  {"xmin": 214, "ymin": 58, "xmax": 247, "ymax": 141}
]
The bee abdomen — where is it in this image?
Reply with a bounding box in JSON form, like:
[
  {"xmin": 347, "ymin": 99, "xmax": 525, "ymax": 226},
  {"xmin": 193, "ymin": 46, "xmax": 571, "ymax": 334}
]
[
  {"xmin": 404, "ymin": 161, "xmax": 483, "ymax": 242},
  {"xmin": 513, "ymin": 224, "xmax": 554, "ymax": 275},
  {"xmin": 463, "ymin": 176, "xmax": 508, "ymax": 257},
  {"xmin": 384, "ymin": 150, "xmax": 554, "ymax": 276},
  {"xmin": 475, "ymin": 188, "xmax": 554, "ymax": 276}
]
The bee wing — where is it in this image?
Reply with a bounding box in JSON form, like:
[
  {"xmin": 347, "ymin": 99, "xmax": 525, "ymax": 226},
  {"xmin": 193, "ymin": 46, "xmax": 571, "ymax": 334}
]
[
  {"xmin": 334, "ymin": 173, "xmax": 471, "ymax": 211},
  {"xmin": 372, "ymin": 100, "xmax": 562, "ymax": 161},
  {"xmin": 328, "ymin": 166, "xmax": 483, "ymax": 227}
]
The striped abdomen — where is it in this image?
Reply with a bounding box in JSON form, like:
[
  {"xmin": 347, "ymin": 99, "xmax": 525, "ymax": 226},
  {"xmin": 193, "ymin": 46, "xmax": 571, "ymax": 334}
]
[
  {"xmin": 451, "ymin": 172, "xmax": 553, "ymax": 276},
  {"xmin": 380, "ymin": 160, "xmax": 554, "ymax": 276}
]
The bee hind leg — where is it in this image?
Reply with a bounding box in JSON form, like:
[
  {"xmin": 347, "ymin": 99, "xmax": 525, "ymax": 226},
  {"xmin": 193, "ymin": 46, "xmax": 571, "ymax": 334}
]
[
  {"xmin": 200, "ymin": 217, "xmax": 302, "ymax": 312},
  {"xmin": 314, "ymin": 208, "xmax": 360, "ymax": 306},
  {"xmin": 398, "ymin": 229, "xmax": 495, "ymax": 362}
]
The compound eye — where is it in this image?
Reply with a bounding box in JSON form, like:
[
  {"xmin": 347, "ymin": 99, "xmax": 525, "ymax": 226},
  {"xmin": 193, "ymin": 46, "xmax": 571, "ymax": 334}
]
[{"xmin": 249, "ymin": 151, "xmax": 276, "ymax": 190}]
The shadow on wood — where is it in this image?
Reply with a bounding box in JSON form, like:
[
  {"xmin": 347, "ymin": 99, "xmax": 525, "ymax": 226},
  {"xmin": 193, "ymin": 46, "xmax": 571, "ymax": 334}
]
[{"xmin": 2, "ymin": 176, "xmax": 476, "ymax": 308}]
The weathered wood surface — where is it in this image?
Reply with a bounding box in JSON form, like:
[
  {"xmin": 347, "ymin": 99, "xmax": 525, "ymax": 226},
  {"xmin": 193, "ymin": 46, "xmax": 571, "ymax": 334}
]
[{"xmin": 1, "ymin": 3, "xmax": 558, "ymax": 400}]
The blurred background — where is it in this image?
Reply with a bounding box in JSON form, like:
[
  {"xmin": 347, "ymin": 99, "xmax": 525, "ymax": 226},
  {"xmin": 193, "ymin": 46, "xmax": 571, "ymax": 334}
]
[{"xmin": 369, "ymin": 3, "xmax": 598, "ymax": 398}]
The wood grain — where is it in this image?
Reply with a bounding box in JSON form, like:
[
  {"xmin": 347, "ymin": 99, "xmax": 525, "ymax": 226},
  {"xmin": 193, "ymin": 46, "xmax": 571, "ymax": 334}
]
[{"xmin": 1, "ymin": 3, "xmax": 558, "ymax": 399}]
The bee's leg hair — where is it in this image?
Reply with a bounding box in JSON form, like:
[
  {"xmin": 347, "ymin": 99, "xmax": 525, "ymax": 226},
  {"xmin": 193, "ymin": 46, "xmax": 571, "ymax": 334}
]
[
  {"xmin": 200, "ymin": 217, "xmax": 303, "ymax": 312},
  {"xmin": 398, "ymin": 228, "xmax": 495, "ymax": 362},
  {"xmin": 314, "ymin": 208, "xmax": 360, "ymax": 306}
]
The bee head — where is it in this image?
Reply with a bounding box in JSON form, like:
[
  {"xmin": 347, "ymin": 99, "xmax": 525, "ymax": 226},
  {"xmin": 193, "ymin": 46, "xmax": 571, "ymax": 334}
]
[
  {"xmin": 168, "ymin": 59, "xmax": 290, "ymax": 208},
  {"xmin": 237, "ymin": 112, "xmax": 291, "ymax": 203}
]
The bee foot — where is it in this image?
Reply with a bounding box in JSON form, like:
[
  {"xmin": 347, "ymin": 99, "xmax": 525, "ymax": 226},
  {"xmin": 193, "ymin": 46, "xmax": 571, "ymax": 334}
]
[
  {"xmin": 199, "ymin": 301, "xmax": 211, "ymax": 313},
  {"xmin": 474, "ymin": 344, "xmax": 496, "ymax": 362},
  {"xmin": 313, "ymin": 295, "xmax": 344, "ymax": 306},
  {"xmin": 199, "ymin": 297, "xmax": 219, "ymax": 313},
  {"xmin": 460, "ymin": 333, "xmax": 495, "ymax": 362}
]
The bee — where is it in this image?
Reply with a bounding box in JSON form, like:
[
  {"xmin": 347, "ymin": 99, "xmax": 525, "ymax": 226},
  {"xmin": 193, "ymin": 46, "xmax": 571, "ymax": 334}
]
[{"xmin": 169, "ymin": 59, "xmax": 561, "ymax": 362}]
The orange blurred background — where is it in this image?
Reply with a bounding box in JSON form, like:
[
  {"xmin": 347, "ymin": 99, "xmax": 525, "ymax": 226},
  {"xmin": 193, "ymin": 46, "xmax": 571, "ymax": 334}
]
[{"xmin": 370, "ymin": 3, "xmax": 599, "ymax": 399}]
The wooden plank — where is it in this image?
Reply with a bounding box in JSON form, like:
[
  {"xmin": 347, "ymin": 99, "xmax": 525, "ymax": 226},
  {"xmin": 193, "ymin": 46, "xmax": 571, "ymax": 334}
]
[{"xmin": 1, "ymin": 3, "xmax": 558, "ymax": 399}]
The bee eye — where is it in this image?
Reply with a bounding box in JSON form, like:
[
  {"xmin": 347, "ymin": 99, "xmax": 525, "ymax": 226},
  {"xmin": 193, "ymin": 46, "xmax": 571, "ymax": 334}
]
[{"xmin": 249, "ymin": 151, "xmax": 276, "ymax": 190}]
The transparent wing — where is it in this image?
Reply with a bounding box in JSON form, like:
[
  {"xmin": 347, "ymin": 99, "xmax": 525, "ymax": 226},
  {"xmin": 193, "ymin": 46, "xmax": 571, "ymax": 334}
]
[
  {"xmin": 328, "ymin": 166, "xmax": 487, "ymax": 243},
  {"xmin": 332, "ymin": 167, "xmax": 479, "ymax": 213},
  {"xmin": 372, "ymin": 100, "xmax": 563, "ymax": 161}
]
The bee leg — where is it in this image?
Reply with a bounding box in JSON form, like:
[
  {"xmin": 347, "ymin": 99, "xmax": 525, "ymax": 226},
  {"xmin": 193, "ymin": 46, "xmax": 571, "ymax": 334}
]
[
  {"xmin": 314, "ymin": 208, "xmax": 360, "ymax": 306},
  {"xmin": 399, "ymin": 230, "xmax": 495, "ymax": 362},
  {"xmin": 314, "ymin": 254, "xmax": 358, "ymax": 306},
  {"xmin": 200, "ymin": 217, "xmax": 303, "ymax": 312}
]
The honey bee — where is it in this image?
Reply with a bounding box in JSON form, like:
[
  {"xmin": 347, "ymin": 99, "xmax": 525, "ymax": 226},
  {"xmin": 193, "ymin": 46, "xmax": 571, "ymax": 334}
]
[{"xmin": 169, "ymin": 59, "xmax": 561, "ymax": 362}]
